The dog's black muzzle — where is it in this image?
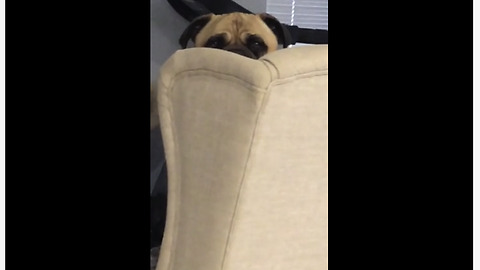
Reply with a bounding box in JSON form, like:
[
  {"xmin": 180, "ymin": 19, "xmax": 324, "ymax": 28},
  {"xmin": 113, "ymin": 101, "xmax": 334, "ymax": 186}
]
[{"xmin": 224, "ymin": 45, "xmax": 257, "ymax": 59}]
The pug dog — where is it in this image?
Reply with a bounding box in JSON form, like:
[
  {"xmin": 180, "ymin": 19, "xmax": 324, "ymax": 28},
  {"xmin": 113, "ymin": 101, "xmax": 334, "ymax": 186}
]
[{"xmin": 179, "ymin": 12, "xmax": 292, "ymax": 59}]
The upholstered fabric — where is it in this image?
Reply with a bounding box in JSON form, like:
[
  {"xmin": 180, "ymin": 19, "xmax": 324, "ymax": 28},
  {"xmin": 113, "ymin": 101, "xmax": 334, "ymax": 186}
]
[{"xmin": 154, "ymin": 45, "xmax": 328, "ymax": 270}]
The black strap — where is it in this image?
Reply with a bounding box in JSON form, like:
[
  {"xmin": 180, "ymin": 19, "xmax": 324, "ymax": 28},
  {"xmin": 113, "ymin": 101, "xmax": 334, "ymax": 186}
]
[
  {"xmin": 286, "ymin": 25, "xmax": 328, "ymax": 45},
  {"xmin": 166, "ymin": 0, "xmax": 211, "ymax": 21},
  {"xmin": 167, "ymin": 0, "xmax": 328, "ymax": 45},
  {"xmin": 198, "ymin": 0, "xmax": 251, "ymax": 14}
]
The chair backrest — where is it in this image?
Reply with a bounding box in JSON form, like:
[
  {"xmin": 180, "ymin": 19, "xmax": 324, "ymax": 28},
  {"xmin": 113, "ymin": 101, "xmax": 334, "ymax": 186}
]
[{"xmin": 155, "ymin": 45, "xmax": 328, "ymax": 270}]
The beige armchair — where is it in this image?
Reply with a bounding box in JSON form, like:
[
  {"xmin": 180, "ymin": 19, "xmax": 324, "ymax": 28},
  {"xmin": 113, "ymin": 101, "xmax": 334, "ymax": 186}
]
[{"xmin": 152, "ymin": 45, "xmax": 328, "ymax": 270}]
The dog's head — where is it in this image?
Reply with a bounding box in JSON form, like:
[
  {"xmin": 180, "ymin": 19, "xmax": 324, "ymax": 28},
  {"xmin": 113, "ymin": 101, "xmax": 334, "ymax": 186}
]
[{"xmin": 179, "ymin": 12, "xmax": 291, "ymax": 59}]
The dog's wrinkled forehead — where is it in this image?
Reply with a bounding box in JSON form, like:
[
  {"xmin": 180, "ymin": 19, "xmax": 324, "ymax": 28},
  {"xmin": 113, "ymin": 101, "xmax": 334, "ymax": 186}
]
[{"xmin": 195, "ymin": 13, "xmax": 278, "ymax": 49}]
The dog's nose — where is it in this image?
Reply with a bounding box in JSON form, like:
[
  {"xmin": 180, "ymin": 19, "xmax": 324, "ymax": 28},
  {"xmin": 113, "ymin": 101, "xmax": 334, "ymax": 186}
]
[{"xmin": 226, "ymin": 47, "xmax": 257, "ymax": 59}]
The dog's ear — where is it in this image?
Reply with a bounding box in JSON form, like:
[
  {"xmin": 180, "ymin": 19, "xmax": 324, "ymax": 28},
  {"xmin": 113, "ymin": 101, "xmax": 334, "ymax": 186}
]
[
  {"xmin": 179, "ymin": 14, "xmax": 213, "ymax": 49},
  {"xmin": 258, "ymin": 13, "xmax": 292, "ymax": 48}
]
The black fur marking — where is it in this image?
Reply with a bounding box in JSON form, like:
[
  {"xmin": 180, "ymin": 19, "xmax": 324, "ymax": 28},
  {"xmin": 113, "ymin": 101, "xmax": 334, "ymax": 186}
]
[
  {"xmin": 246, "ymin": 34, "xmax": 268, "ymax": 58},
  {"xmin": 258, "ymin": 13, "xmax": 292, "ymax": 48},
  {"xmin": 179, "ymin": 14, "xmax": 213, "ymax": 49},
  {"xmin": 204, "ymin": 34, "xmax": 227, "ymax": 49}
]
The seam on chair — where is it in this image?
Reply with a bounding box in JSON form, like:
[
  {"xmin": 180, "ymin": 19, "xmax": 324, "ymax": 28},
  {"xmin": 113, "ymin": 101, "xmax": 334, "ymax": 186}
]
[
  {"xmin": 166, "ymin": 84, "xmax": 181, "ymax": 270},
  {"xmin": 270, "ymin": 70, "xmax": 328, "ymax": 87},
  {"xmin": 170, "ymin": 68, "xmax": 270, "ymax": 92},
  {"xmin": 219, "ymin": 82, "xmax": 273, "ymax": 270},
  {"xmin": 157, "ymin": 78, "xmax": 182, "ymax": 270},
  {"xmin": 171, "ymin": 68, "xmax": 265, "ymax": 91},
  {"xmin": 260, "ymin": 58, "xmax": 280, "ymax": 80},
  {"xmin": 163, "ymin": 67, "xmax": 327, "ymax": 95},
  {"xmin": 260, "ymin": 57, "xmax": 328, "ymax": 82}
]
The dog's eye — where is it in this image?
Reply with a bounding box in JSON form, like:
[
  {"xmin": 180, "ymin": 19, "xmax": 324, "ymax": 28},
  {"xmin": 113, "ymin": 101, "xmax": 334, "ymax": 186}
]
[
  {"xmin": 204, "ymin": 35, "xmax": 225, "ymax": 48},
  {"xmin": 247, "ymin": 35, "xmax": 267, "ymax": 50},
  {"xmin": 205, "ymin": 40, "xmax": 219, "ymax": 48}
]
